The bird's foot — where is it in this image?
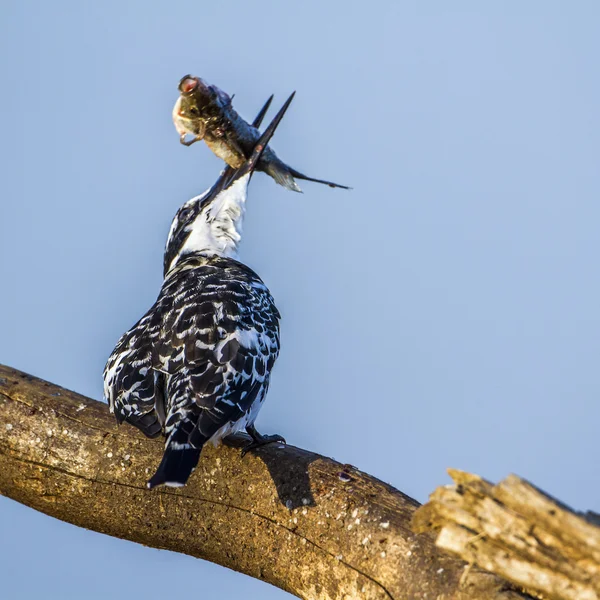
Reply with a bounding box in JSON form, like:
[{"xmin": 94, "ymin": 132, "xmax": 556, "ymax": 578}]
[{"xmin": 241, "ymin": 425, "xmax": 286, "ymax": 457}]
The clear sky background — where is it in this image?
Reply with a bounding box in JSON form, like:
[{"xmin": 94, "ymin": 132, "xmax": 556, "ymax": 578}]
[{"xmin": 1, "ymin": 2, "xmax": 599, "ymax": 598}]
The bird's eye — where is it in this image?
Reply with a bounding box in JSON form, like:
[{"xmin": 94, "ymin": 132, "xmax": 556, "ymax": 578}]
[{"xmin": 179, "ymin": 207, "xmax": 193, "ymax": 222}]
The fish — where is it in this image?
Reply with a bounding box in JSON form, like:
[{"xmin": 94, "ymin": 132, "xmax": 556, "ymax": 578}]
[{"xmin": 172, "ymin": 75, "xmax": 350, "ymax": 193}]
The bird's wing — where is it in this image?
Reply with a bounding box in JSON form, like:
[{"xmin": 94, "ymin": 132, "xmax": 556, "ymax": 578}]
[
  {"xmin": 152, "ymin": 268, "xmax": 280, "ymax": 449},
  {"xmin": 103, "ymin": 308, "xmax": 164, "ymax": 438}
]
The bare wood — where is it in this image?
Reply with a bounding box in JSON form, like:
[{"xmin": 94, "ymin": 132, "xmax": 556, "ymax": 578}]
[
  {"xmin": 0, "ymin": 365, "xmax": 529, "ymax": 600},
  {"xmin": 412, "ymin": 469, "xmax": 600, "ymax": 600}
]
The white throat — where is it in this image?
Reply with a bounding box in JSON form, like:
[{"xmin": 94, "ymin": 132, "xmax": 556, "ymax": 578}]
[{"xmin": 168, "ymin": 174, "xmax": 250, "ymax": 272}]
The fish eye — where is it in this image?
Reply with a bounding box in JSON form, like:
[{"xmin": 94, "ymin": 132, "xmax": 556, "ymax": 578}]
[{"xmin": 189, "ymin": 106, "xmax": 199, "ymax": 116}]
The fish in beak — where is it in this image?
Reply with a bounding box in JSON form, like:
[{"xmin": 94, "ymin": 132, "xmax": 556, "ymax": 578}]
[{"xmin": 173, "ymin": 75, "xmax": 350, "ymax": 192}]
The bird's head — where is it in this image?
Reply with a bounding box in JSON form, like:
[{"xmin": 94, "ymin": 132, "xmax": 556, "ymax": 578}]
[{"xmin": 163, "ymin": 92, "xmax": 295, "ymax": 277}]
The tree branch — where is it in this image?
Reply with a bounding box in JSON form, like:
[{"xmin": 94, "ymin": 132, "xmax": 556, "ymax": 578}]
[
  {"xmin": 412, "ymin": 469, "xmax": 600, "ymax": 600},
  {"xmin": 0, "ymin": 364, "xmax": 528, "ymax": 600}
]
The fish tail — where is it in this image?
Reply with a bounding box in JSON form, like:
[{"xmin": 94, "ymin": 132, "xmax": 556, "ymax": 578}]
[
  {"xmin": 265, "ymin": 160, "xmax": 304, "ymax": 193},
  {"xmin": 286, "ymin": 167, "xmax": 351, "ymax": 190},
  {"xmin": 264, "ymin": 157, "xmax": 350, "ymax": 192}
]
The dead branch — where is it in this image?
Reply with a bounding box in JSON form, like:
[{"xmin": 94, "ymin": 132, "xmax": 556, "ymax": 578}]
[
  {"xmin": 412, "ymin": 469, "xmax": 600, "ymax": 600},
  {"xmin": 0, "ymin": 364, "xmax": 530, "ymax": 600}
]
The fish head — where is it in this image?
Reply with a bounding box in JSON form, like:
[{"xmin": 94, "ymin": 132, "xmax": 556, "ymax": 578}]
[
  {"xmin": 172, "ymin": 95, "xmax": 203, "ymax": 136},
  {"xmin": 178, "ymin": 75, "xmax": 213, "ymax": 111},
  {"xmin": 172, "ymin": 75, "xmax": 215, "ymax": 137}
]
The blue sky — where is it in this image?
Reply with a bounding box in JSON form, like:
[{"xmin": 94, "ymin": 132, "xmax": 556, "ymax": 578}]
[{"xmin": 1, "ymin": 2, "xmax": 599, "ymax": 598}]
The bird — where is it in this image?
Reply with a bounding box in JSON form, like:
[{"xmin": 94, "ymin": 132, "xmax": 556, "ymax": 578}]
[
  {"xmin": 173, "ymin": 75, "xmax": 350, "ymax": 192},
  {"xmin": 103, "ymin": 94, "xmax": 293, "ymax": 489}
]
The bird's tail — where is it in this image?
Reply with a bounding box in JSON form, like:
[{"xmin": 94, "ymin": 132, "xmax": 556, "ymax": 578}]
[
  {"xmin": 146, "ymin": 426, "xmax": 207, "ymax": 489},
  {"xmin": 264, "ymin": 160, "xmax": 350, "ymax": 192}
]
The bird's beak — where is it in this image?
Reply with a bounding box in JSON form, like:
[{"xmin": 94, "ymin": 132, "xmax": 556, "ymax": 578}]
[
  {"xmin": 202, "ymin": 92, "xmax": 296, "ymax": 202},
  {"xmin": 251, "ymin": 94, "xmax": 274, "ymax": 129},
  {"xmin": 237, "ymin": 91, "xmax": 295, "ymax": 180}
]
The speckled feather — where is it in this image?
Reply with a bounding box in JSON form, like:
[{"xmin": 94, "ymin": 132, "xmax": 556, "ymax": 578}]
[{"xmin": 103, "ymin": 255, "xmax": 280, "ymax": 482}]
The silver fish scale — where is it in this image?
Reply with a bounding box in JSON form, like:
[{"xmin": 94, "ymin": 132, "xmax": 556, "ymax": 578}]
[{"xmin": 103, "ymin": 253, "xmax": 280, "ymax": 449}]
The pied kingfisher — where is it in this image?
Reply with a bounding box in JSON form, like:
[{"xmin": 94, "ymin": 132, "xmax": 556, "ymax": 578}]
[{"xmin": 103, "ymin": 95, "xmax": 293, "ymax": 488}]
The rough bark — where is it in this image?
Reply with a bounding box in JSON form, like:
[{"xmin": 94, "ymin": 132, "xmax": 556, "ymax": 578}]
[
  {"xmin": 0, "ymin": 364, "xmax": 529, "ymax": 600},
  {"xmin": 412, "ymin": 469, "xmax": 600, "ymax": 600}
]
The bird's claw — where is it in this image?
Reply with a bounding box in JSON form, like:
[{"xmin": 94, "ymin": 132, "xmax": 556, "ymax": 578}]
[{"xmin": 241, "ymin": 433, "xmax": 286, "ymax": 457}]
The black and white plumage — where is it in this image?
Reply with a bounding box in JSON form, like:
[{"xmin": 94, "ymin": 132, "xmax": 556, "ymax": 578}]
[{"xmin": 104, "ymin": 94, "xmax": 293, "ymax": 488}]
